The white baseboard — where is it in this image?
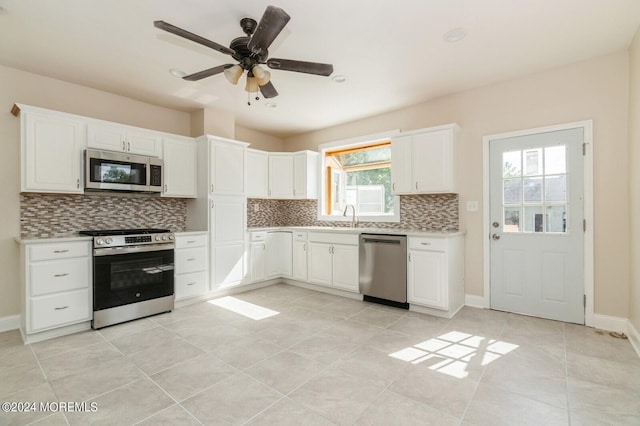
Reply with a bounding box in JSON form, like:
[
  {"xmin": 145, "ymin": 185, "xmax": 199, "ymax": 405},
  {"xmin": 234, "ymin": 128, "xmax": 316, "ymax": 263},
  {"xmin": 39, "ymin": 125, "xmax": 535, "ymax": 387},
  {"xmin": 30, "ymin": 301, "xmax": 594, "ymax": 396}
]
[
  {"xmin": 627, "ymin": 320, "xmax": 640, "ymax": 358},
  {"xmin": 465, "ymin": 294, "xmax": 485, "ymax": 309},
  {"xmin": 0, "ymin": 314, "xmax": 20, "ymax": 333},
  {"xmin": 592, "ymin": 314, "xmax": 627, "ymax": 332}
]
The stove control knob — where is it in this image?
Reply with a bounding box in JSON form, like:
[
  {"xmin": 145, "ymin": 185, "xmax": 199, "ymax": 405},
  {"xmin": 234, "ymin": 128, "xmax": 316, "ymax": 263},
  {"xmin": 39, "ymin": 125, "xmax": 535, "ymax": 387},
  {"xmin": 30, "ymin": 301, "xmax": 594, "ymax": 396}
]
[
  {"xmin": 155, "ymin": 236, "xmax": 161, "ymax": 241},
  {"xmin": 96, "ymin": 238, "xmax": 104, "ymax": 245},
  {"xmin": 168, "ymin": 235, "xmax": 174, "ymax": 240},
  {"xmin": 162, "ymin": 235, "xmax": 168, "ymax": 241},
  {"xmin": 105, "ymin": 237, "xmax": 113, "ymax": 244}
]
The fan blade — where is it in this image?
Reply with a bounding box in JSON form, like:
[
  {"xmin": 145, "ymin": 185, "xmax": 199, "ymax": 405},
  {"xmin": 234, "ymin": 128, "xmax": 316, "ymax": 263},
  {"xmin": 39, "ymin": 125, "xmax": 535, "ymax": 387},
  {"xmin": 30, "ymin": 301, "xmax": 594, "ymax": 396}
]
[
  {"xmin": 183, "ymin": 64, "xmax": 232, "ymax": 81},
  {"xmin": 266, "ymin": 58, "xmax": 333, "ymax": 76},
  {"xmin": 154, "ymin": 20, "xmax": 235, "ymax": 56},
  {"xmin": 247, "ymin": 6, "xmax": 290, "ymax": 56},
  {"xmin": 259, "ymin": 81, "xmax": 279, "ymax": 98}
]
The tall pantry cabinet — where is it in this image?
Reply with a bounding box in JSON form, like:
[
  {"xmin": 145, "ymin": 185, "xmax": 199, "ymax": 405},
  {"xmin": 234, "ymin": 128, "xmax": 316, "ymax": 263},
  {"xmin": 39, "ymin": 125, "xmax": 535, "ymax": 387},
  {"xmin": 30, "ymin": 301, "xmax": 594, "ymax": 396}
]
[{"xmin": 186, "ymin": 135, "xmax": 249, "ymax": 292}]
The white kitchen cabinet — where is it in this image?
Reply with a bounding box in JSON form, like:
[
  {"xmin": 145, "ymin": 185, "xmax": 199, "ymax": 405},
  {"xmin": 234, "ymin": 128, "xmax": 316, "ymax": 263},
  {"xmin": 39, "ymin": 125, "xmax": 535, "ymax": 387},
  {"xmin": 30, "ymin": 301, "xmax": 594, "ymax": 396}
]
[
  {"xmin": 19, "ymin": 239, "xmax": 93, "ymax": 343},
  {"xmin": 408, "ymin": 235, "xmax": 465, "ymax": 317},
  {"xmin": 391, "ymin": 124, "xmax": 460, "ymax": 194},
  {"xmin": 268, "ymin": 154, "xmax": 294, "ymax": 198},
  {"xmin": 249, "ymin": 241, "xmax": 267, "ymax": 282},
  {"xmin": 174, "ymin": 232, "xmax": 208, "ymax": 301},
  {"xmin": 307, "ymin": 232, "xmax": 359, "ymax": 292},
  {"xmin": 19, "ymin": 105, "xmax": 86, "ymax": 194},
  {"xmin": 266, "ymin": 231, "xmax": 292, "ymax": 278},
  {"xmin": 292, "ymin": 231, "xmax": 308, "ymax": 281},
  {"xmin": 162, "ymin": 135, "xmax": 197, "ymax": 198},
  {"xmin": 209, "ymin": 137, "xmax": 247, "ymax": 196},
  {"xmin": 210, "ymin": 196, "xmax": 246, "ymax": 289},
  {"xmin": 87, "ymin": 122, "xmax": 161, "ymax": 157},
  {"xmin": 246, "ymin": 149, "xmax": 269, "ymax": 198},
  {"xmin": 293, "ymin": 151, "xmax": 319, "ymax": 199}
]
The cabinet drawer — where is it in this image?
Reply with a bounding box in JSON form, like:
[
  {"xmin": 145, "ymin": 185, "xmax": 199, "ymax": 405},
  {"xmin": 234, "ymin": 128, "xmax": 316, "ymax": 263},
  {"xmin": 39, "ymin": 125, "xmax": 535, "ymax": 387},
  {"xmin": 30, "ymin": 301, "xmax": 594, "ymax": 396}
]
[
  {"xmin": 175, "ymin": 234, "xmax": 207, "ymax": 249},
  {"xmin": 30, "ymin": 258, "xmax": 90, "ymax": 296},
  {"xmin": 30, "ymin": 289, "xmax": 90, "ymax": 332},
  {"xmin": 29, "ymin": 241, "xmax": 90, "ymax": 261},
  {"xmin": 175, "ymin": 271, "xmax": 208, "ymax": 301},
  {"xmin": 409, "ymin": 237, "xmax": 447, "ymax": 252},
  {"xmin": 293, "ymin": 231, "xmax": 307, "ymax": 241},
  {"xmin": 250, "ymin": 231, "xmax": 267, "ymax": 242},
  {"xmin": 175, "ymin": 247, "xmax": 207, "ymax": 274},
  {"xmin": 308, "ymin": 232, "xmax": 359, "ymax": 245}
]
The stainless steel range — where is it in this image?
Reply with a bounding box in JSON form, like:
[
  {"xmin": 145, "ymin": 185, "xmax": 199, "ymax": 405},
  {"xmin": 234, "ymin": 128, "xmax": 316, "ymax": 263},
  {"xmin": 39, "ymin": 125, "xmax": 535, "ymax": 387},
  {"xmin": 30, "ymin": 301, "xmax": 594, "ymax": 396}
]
[{"xmin": 79, "ymin": 228, "xmax": 175, "ymax": 329}]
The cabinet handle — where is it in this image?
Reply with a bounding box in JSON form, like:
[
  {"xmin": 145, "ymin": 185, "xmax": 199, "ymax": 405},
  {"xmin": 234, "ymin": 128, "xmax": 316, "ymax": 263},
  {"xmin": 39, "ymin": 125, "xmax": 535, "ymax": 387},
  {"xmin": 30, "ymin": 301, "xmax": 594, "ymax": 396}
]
[
  {"xmin": 392, "ymin": 182, "xmax": 395, "ymax": 191},
  {"xmin": 76, "ymin": 178, "xmax": 80, "ymax": 189},
  {"xmin": 164, "ymin": 184, "xmax": 167, "ymax": 192},
  {"xmin": 269, "ymin": 189, "xmax": 272, "ymax": 196},
  {"xmin": 420, "ymin": 242, "xmax": 431, "ymax": 246},
  {"xmin": 122, "ymin": 141, "xmax": 126, "ymax": 151},
  {"xmin": 187, "ymin": 282, "xmax": 196, "ymax": 286},
  {"xmin": 415, "ymin": 182, "xmax": 418, "ymax": 190},
  {"xmin": 187, "ymin": 258, "xmax": 196, "ymax": 261},
  {"xmin": 53, "ymin": 250, "xmax": 69, "ymax": 254},
  {"xmin": 303, "ymin": 243, "xmax": 306, "ymax": 251},
  {"xmin": 211, "ymin": 184, "xmax": 214, "ymax": 193},
  {"xmin": 53, "ymin": 273, "xmax": 69, "ymax": 278},
  {"xmin": 54, "ymin": 306, "xmax": 69, "ymax": 310},
  {"xmin": 262, "ymin": 243, "xmax": 266, "ymax": 250},
  {"xmin": 187, "ymin": 240, "xmax": 196, "ymax": 244},
  {"xmin": 127, "ymin": 142, "xmax": 131, "ymax": 151},
  {"xmin": 408, "ymin": 253, "xmax": 411, "ymax": 262}
]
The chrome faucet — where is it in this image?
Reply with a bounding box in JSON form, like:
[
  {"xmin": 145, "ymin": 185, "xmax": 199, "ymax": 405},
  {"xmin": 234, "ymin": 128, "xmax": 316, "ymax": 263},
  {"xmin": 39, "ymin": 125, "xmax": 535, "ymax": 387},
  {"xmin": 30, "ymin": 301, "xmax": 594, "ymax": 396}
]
[{"xmin": 343, "ymin": 204, "xmax": 358, "ymax": 228}]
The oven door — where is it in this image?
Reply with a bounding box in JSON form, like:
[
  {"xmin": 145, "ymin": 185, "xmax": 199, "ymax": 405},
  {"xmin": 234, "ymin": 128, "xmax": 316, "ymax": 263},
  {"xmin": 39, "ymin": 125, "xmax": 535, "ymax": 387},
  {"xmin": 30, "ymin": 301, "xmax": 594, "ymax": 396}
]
[{"xmin": 93, "ymin": 246, "xmax": 174, "ymax": 311}]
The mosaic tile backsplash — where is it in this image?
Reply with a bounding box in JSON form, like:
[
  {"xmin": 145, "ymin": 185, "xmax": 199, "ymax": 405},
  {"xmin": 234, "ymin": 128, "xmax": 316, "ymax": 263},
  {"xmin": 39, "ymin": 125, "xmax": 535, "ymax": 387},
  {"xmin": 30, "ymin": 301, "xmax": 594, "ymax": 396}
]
[
  {"xmin": 247, "ymin": 194, "xmax": 459, "ymax": 231},
  {"xmin": 21, "ymin": 193, "xmax": 187, "ymax": 238}
]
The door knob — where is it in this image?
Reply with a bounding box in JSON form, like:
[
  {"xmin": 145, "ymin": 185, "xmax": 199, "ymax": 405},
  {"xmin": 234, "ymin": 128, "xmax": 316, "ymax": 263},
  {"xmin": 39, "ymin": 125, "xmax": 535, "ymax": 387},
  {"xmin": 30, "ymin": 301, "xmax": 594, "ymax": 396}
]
[
  {"xmin": 492, "ymin": 234, "xmax": 500, "ymax": 240},
  {"xmin": 492, "ymin": 222, "xmax": 500, "ymax": 228}
]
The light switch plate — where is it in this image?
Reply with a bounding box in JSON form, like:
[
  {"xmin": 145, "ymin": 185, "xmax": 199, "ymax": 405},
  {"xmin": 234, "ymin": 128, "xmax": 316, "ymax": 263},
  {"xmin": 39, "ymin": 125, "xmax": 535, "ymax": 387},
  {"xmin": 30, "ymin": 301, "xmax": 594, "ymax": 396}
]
[{"xmin": 466, "ymin": 201, "xmax": 479, "ymax": 212}]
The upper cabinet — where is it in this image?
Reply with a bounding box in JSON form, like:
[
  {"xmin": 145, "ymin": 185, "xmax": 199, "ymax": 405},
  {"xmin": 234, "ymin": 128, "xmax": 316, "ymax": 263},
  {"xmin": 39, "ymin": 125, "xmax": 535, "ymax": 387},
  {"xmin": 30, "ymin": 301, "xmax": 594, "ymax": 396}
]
[
  {"xmin": 207, "ymin": 136, "xmax": 248, "ymax": 196},
  {"xmin": 87, "ymin": 122, "xmax": 162, "ymax": 157},
  {"xmin": 246, "ymin": 149, "xmax": 269, "ymax": 198},
  {"xmin": 266, "ymin": 151, "xmax": 318, "ymax": 199},
  {"xmin": 19, "ymin": 105, "xmax": 86, "ymax": 194},
  {"xmin": 391, "ymin": 124, "xmax": 460, "ymax": 194},
  {"xmin": 162, "ymin": 135, "xmax": 197, "ymax": 198}
]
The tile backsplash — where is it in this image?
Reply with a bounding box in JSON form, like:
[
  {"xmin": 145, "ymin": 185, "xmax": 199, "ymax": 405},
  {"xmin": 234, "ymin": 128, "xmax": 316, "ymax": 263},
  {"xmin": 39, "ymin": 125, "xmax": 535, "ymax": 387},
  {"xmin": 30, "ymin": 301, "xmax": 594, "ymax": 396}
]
[
  {"xmin": 247, "ymin": 194, "xmax": 458, "ymax": 231},
  {"xmin": 20, "ymin": 193, "xmax": 187, "ymax": 238}
]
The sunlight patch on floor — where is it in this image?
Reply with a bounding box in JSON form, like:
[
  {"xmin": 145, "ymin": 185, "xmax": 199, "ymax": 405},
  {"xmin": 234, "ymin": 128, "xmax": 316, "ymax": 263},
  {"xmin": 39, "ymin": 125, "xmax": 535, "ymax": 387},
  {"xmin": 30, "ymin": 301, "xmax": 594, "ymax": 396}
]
[
  {"xmin": 208, "ymin": 296, "xmax": 279, "ymax": 320},
  {"xmin": 389, "ymin": 330, "xmax": 519, "ymax": 379}
]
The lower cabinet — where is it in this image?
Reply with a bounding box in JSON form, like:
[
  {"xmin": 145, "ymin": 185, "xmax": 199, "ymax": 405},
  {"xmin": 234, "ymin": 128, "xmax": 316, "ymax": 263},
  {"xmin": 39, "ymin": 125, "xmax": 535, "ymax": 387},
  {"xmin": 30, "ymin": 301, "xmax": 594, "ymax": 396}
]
[
  {"xmin": 408, "ymin": 235, "xmax": 465, "ymax": 316},
  {"xmin": 174, "ymin": 232, "xmax": 208, "ymax": 301},
  {"xmin": 19, "ymin": 239, "xmax": 93, "ymax": 343},
  {"xmin": 307, "ymin": 232, "xmax": 359, "ymax": 293},
  {"xmin": 292, "ymin": 231, "xmax": 308, "ymax": 281},
  {"xmin": 248, "ymin": 231, "xmax": 292, "ymax": 282}
]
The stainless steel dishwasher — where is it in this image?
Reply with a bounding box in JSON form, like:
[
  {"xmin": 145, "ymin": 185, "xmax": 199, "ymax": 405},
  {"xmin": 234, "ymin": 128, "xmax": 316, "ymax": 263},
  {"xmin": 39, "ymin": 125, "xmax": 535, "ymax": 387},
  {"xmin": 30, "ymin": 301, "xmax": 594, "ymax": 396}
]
[{"xmin": 359, "ymin": 234, "xmax": 408, "ymax": 309}]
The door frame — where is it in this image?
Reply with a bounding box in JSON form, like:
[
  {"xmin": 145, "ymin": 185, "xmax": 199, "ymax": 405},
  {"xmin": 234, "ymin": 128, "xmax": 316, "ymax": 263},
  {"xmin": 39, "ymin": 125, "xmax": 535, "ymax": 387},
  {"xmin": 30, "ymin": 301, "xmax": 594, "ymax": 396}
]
[{"xmin": 482, "ymin": 120, "xmax": 594, "ymax": 326}]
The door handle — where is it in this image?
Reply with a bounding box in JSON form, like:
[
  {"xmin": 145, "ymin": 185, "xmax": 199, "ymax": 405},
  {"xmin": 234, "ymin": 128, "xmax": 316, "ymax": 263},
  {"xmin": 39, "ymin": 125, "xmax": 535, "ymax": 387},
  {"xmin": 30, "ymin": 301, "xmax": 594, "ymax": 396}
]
[{"xmin": 492, "ymin": 234, "xmax": 500, "ymax": 240}]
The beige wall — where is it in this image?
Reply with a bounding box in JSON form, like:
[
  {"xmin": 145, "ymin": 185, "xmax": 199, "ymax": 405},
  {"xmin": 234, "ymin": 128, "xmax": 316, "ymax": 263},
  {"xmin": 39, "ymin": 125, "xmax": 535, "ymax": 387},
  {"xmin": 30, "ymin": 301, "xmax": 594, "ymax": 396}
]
[
  {"xmin": 286, "ymin": 52, "xmax": 631, "ymax": 318},
  {"xmin": 629, "ymin": 26, "xmax": 640, "ymax": 332},
  {"xmin": 234, "ymin": 124, "xmax": 284, "ymax": 151},
  {"xmin": 0, "ymin": 65, "xmax": 192, "ymax": 319}
]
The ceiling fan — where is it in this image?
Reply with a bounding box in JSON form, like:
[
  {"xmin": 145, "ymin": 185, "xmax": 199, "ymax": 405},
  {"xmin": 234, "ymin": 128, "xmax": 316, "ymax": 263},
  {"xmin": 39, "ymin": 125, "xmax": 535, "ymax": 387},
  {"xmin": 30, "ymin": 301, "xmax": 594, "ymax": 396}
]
[{"xmin": 154, "ymin": 5, "xmax": 334, "ymax": 101}]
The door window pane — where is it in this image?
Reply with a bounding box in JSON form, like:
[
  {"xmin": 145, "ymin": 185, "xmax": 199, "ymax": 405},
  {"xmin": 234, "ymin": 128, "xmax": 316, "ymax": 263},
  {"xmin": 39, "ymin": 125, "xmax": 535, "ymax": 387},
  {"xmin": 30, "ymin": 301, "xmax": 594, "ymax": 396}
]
[
  {"xmin": 503, "ymin": 179, "xmax": 522, "ymax": 204},
  {"xmin": 545, "ymin": 145, "xmax": 566, "ymax": 174},
  {"xmin": 524, "ymin": 206, "xmax": 544, "ymax": 232},
  {"xmin": 503, "ymin": 151, "xmax": 522, "ymax": 177},
  {"xmin": 546, "ymin": 206, "xmax": 567, "ymax": 232},
  {"xmin": 545, "ymin": 175, "xmax": 566, "ymax": 202},
  {"xmin": 524, "ymin": 149, "xmax": 542, "ymax": 176},
  {"xmin": 504, "ymin": 208, "xmax": 521, "ymax": 232},
  {"xmin": 523, "ymin": 177, "xmax": 543, "ymax": 203}
]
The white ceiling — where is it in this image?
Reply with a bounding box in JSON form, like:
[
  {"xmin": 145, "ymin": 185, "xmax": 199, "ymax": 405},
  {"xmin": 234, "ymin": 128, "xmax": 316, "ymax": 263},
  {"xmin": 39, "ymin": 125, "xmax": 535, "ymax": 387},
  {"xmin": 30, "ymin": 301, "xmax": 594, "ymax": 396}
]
[{"xmin": 1, "ymin": 0, "xmax": 639, "ymax": 138}]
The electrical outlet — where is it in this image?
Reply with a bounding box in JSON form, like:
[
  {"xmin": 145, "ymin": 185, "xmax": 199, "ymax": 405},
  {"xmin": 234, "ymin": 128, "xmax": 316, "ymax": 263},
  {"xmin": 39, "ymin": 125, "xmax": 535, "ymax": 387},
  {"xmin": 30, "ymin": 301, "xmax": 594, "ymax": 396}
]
[{"xmin": 466, "ymin": 201, "xmax": 479, "ymax": 212}]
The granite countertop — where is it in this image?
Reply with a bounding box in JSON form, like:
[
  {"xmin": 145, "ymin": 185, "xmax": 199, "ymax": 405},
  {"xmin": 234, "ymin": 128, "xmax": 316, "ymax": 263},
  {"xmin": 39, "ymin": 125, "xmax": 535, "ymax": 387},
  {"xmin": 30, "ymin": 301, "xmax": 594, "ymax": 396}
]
[{"xmin": 247, "ymin": 226, "xmax": 465, "ymax": 238}]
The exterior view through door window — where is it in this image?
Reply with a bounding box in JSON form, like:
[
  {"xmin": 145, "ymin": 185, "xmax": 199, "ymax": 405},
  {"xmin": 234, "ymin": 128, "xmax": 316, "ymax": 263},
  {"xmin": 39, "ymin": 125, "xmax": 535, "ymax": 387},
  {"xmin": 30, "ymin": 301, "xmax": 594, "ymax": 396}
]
[{"xmin": 502, "ymin": 145, "xmax": 568, "ymax": 233}]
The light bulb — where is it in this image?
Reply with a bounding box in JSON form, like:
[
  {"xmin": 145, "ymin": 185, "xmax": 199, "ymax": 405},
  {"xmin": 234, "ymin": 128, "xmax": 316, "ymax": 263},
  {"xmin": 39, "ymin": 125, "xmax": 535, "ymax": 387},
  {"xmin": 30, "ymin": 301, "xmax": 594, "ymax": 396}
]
[
  {"xmin": 252, "ymin": 65, "xmax": 271, "ymax": 86},
  {"xmin": 224, "ymin": 65, "xmax": 243, "ymax": 85},
  {"xmin": 245, "ymin": 76, "xmax": 259, "ymax": 93}
]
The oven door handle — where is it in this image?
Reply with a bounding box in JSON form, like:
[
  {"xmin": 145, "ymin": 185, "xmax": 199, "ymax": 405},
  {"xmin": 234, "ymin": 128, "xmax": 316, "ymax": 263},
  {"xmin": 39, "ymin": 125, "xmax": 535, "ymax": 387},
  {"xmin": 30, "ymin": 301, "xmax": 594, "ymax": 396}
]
[{"xmin": 93, "ymin": 243, "xmax": 175, "ymax": 256}]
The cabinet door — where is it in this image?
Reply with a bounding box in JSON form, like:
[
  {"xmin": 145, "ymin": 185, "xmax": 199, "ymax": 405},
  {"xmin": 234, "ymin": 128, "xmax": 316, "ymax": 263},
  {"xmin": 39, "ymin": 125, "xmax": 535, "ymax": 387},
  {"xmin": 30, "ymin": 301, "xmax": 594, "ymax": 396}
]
[
  {"xmin": 162, "ymin": 136, "xmax": 197, "ymax": 198},
  {"xmin": 175, "ymin": 271, "xmax": 208, "ymax": 301},
  {"xmin": 246, "ymin": 150, "xmax": 269, "ymax": 198},
  {"xmin": 265, "ymin": 233, "xmax": 281, "ymax": 278},
  {"xmin": 408, "ymin": 249, "xmax": 448, "ymax": 309},
  {"xmin": 292, "ymin": 240, "xmax": 308, "ymax": 281},
  {"xmin": 412, "ymin": 130, "xmax": 452, "ymax": 193},
  {"xmin": 87, "ymin": 123, "xmax": 126, "ymax": 152},
  {"xmin": 268, "ymin": 155, "xmax": 293, "ymax": 198},
  {"xmin": 23, "ymin": 112, "xmax": 85, "ymax": 193},
  {"xmin": 332, "ymin": 244, "xmax": 359, "ymax": 292},
  {"xmin": 211, "ymin": 141, "xmax": 245, "ymax": 195},
  {"xmin": 250, "ymin": 242, "xmax": 266, "ymax": 282},
  {"xmin": 127, "ymin": 130, "xmax": 161, "ymax": 157},
  {"xmin": 308, "ymin": 242, "xmax": 332, "ymax": 286},
  {"xmin": 213, "ymin": 243, "xmax": 245, "ymax": 289},
  {"xmin": 210, "ymin": 198, "xmax": 246, "ymax": 243},
  {"xmin": 390, "ymin": 135, "xmax": 413, "ymax": 194},
  {"xmin": 293, "ymin": 153, "xmax": 307, "ymax": 198}
]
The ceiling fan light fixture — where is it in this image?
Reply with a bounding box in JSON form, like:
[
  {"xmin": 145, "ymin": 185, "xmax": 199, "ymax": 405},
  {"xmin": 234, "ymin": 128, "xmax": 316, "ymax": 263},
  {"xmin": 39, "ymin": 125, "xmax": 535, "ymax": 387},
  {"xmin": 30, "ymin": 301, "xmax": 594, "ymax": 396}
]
[
  {"xmin": 224, "ymin": 64, "xmax": 243, "ymax": 85},
  {"xmin": 245, "ymin": 76, "xmax": 260, "ymax": 93},
  {"xmin": 256, "ymin": 69, "xmax": 271, "ymax": 86}
]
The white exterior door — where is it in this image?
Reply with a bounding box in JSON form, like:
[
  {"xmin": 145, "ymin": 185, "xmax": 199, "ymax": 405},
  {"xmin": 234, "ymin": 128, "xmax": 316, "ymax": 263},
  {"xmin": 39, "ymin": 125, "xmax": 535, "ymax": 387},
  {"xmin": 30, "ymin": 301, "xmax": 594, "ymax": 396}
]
[{"xmin": 489, "ymin": 128, "xmax": 585, "ymax": 324}]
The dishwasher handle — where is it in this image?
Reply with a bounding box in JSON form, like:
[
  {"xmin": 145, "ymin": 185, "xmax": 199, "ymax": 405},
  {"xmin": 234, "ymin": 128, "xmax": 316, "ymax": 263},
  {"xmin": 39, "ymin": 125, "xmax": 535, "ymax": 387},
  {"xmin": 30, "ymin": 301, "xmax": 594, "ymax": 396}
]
[{"xmin": 362, "ymin": 238, "xmax": 401, "ymax": 245}]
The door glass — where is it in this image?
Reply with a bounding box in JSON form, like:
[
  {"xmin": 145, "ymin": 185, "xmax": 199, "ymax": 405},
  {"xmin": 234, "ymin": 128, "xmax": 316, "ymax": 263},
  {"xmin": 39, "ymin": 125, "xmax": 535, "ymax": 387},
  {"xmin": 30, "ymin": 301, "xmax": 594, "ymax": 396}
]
[{"xmin": 501, "ymin": 144, "xmax": 568, "ymax": 234}]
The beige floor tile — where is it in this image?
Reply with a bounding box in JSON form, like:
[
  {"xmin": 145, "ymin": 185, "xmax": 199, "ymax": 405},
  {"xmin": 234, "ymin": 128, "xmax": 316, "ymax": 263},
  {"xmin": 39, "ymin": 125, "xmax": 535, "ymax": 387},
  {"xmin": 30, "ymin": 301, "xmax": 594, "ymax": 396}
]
[
  {"xmin": 31, "ymin": 330, "xmax": 105, "ymax": 360},
  {"xmin": 292, "ymin": 293, "xmax": 343, "ymax": 310},
  {"xmin": 175, "ymin": 322, "xmax": 251, "ymax": 352},
  {"xmin": 0, "ymin": 382, "xmax": 57, "ymax": 426},
  {"xmin": 315, "ymin": 298, "xmax": 369, "ymax": 318},
  {"xmin": 323, "ymin": 320, "xmax": 383, "ymax": 344},
  {"xmin": 289, "ymin": 368, "xmax": 386, "ymax": 426},
  {"xmin": 354, "ymin": 390, "xmax": 459, "ymax": 426},
  {"xmin": 38, "ymin": 342, "xmax": 124, "ymax": 381},
  {"xmin": 211, "ymin": 335, "xmax": 285, "ymax": 370},
  {"xmin": 568, "ymin": 377, "xmax": 640, "ymax": 415},
  {"xmin": 0, "ymin": 341, "xmax": 38, "ymax": 373},
  {"xmin": 256, "ymin": 321, "xmax": 319, "ymax": 348},
  {"xmin": 150, "ymin": 353, "xmax": 238, "ymax": 401},
  {"xmin": 463, "ymin": 383, "xmax": 568, "ymax": 426},
  {"xmin": 387, "ymin": 316, "xmax": 446, "ymax": 337},
  {"xmin": 0, "ymin": 330, "xmax": 23, "ymax": 349},
  {"xmin": 290, "ymin": 332, "xmax": 361, "ymax": 366},
  {"xmin": 565, "ymin": 326, "xmax": 638, "ymax": 363},
  {"xmin": 97, "ymin": 317, "xmax": 158, "ymax": 341},
  {"xmin": 331, "ymin": 346, "xmax": 412, "ymax": 387},
  {"xmin": 245, "ymin": 350, "xmax": 326, "ymax": 394},
  {"xmin": 246, "ymin": 397, "xmax": 337, "ymax": 425},
  {"xmin": 30, "ymin": 412, "xmax": 69, "ymax": 425},
  {"xmin": 350, "ymin": 308, "xmax": 405, "ymax": 329},
  {"xmin": 65, "ymin": 377, "xmax": 174, "ymax": 425},
  {"xmin": 181, "ymin": 373, "xmax": 282, "ymax": 425},
  {"xmin": 126, "ymin": 336, "xmax": 204, "ymax": 375},
  {"xmin": 567, "ymin": 351, "xmax": 640, "ymax": 393},
  {"xmin": 281, "ymin": 309, "xmax": 343, "ymax": 332},
  {"xmin": 0, "ymin": 364, "xmax": 48, "ymax": 398},
  {"xmin": 361, "ymin": 328, "xmax": 424, "ymax": 353},
  {"xmin": 109, "ymin": 326, "xmax": 181, "ymax": 355},
  {"xmin": 570, "ymin": 409, "xmax": 640, "ymax": 426},
  {"xmin": 136, "ymin": 403, "xmax": 200, "ymax": 425}
]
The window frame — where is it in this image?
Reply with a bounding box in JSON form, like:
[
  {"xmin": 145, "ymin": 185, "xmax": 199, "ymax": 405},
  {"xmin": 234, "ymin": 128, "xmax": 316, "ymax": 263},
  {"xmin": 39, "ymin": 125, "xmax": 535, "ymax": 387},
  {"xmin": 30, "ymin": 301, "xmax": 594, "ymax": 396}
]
[{"xmin": 317, "ymin": 130, "xmax": 401, "ymax": 223}]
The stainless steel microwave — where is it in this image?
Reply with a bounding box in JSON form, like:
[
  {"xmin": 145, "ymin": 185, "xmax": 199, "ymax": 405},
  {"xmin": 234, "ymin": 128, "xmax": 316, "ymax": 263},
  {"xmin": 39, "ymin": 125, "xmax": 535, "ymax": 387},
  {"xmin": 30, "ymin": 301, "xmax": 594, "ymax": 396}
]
[{"xmin": 85, "ymin": 149, "xmax": 163, "ymax": 193}]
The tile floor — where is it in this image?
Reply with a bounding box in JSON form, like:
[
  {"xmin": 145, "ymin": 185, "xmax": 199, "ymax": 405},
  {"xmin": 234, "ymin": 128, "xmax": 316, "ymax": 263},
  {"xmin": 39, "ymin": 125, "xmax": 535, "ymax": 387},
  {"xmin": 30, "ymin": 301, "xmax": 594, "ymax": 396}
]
[{"xmin": 1, "ymin": 283, "xmax": 639, "ymax": 425}]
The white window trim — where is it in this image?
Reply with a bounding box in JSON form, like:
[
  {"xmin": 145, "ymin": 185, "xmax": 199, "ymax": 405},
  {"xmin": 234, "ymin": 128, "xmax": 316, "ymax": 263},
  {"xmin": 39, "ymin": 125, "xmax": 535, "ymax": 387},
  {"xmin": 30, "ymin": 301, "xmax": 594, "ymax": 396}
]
[{"xmin": 317, "ymin": 130, "xmax": 401, "ymax": 223}]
